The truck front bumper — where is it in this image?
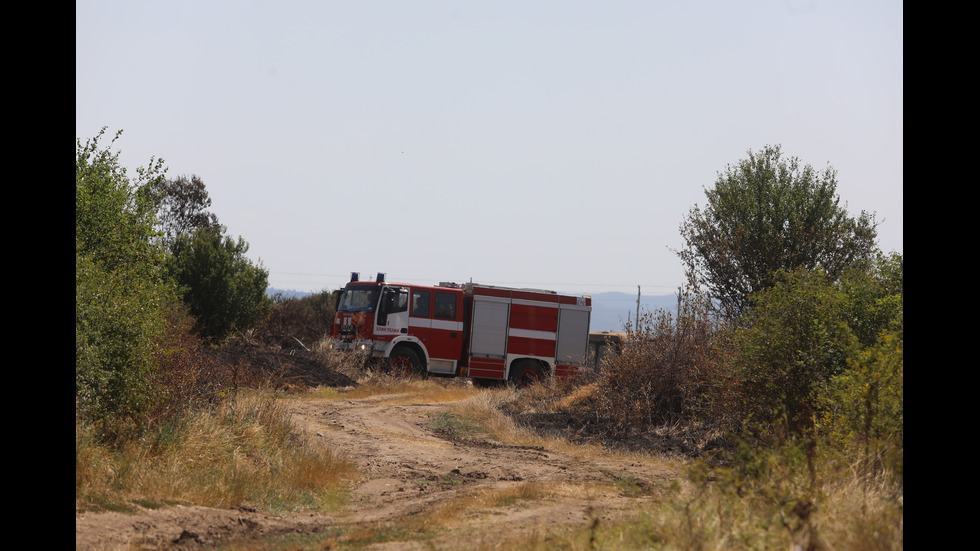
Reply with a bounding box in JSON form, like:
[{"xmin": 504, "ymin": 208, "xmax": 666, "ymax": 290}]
[{"xmin": 329, "ymin": 339, "xmax": 385, "ymax": 358}]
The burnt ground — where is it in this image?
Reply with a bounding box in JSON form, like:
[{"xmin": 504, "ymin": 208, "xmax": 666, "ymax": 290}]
[{"xmin": 207, "ymin": 342, "xmax": 360, "ymax": 389}]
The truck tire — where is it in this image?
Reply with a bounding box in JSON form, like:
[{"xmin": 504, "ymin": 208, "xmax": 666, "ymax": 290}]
[
  {"xmin": 509, "ymin": 360, "xmax": 545, "ymax": 387},
  {"xmin": 386, "ymin": 346, "xmax": 424, "ymax": 377}
]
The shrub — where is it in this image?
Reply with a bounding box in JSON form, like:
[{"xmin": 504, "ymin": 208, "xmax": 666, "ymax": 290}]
[
  {"xmin": 730, "ymin": 256, "xmax": 902, "ymax": 443},
  {"xmin": 76, "ymin": 254, "xmax": 164, "ymax": 434},
  {"xmin": 76, "ymin": 128, "xmax": 171, "ymax": 437},
  {"xmin": 147, "ymin": 307, "xmax": 243, "ymax": 426},
  {"xmin": 165, "ymin": 227, "xmax": 272, "ymax": 342},
  {"xmin": 593, "ymin": 293, "xmax": 734, "ymax": 436},
  {"xmin": 730, "ymin": 268, "xmax": 856, "ymax": 440},
  {"xmin": 822, "ymin": 321, "xmax": 903, "ymax": 483}
]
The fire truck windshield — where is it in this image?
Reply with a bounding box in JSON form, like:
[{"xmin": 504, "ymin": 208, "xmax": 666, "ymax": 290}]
[{"xmin": 337, "ymin": 287, "xmax": 380, "ymax": 313}]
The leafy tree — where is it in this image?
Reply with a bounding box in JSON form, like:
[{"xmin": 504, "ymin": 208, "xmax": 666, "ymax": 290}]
[
  {"xmin": 837, "ymin": 252, "xmax": 903, "ymax": 348},
  {"xmin": 150, "ymin": 173, "xmax": 268, "ymax": 342},
  {"xmin": 677, "ymin": 145, "xmax": 878, "ymax": 320},
  {"xmin": 147, "ymin": 174, "xmax": 221, "ymax": 249},
  {"xmin": 76, "ymin": 128, "xmax": 172, "ymax": 430},
  {"xmin": 166, "ymin": 227, "xmax": 273, "ymax": 341}
]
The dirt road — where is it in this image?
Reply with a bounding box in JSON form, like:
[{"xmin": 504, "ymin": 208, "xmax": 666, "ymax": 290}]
[{"xmin": 76, "ymin": 387, "xmax": 681, "ymax": 550}]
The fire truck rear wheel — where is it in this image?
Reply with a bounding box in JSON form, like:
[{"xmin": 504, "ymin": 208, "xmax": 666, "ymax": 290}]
[
  {"xmin": 386, "ymin": 346, "xmax": 424, "ymax": 377},
  {"xmin": 509, "ymin": 360, "xmax": 545, "ymax": 387}
]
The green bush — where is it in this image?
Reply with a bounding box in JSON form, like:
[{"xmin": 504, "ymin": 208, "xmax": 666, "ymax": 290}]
[
  {"xmin": 731, "ymin": 268, "xmax": 856, "ymax": 439},
  {"xmin": 822, "ymin": 322, "xmax": 903, "ymax": 483},
  {"xmin": 837, "ymin": 252, "xmax": 904, "ymax": 348},
  {"xmin": 75, "ymin": 128, "xmax": 172, "ymax": 435},
  {"xmin": 165, "ymin": 227, "xmax": 272, "ymax": 341},
  {"xmin": 730, "ymin": 254, "xmax": 903, "ymax": 442},
  {"xmin": 76, "ymin": 128, "xmax": 165, "ymax": 277},
  {"xmin": 76, "ymin": 253, "xmax": 171, "ymax": 433}
]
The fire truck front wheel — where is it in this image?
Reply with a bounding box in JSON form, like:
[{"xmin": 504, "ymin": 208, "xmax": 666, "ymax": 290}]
[
  {"xmin": 385, "ymin": 346, "xmax": 424, "ymax": 377},
  {"xmin": 509, "ymin": 360, "xmax": 545, "ymax": 387}
]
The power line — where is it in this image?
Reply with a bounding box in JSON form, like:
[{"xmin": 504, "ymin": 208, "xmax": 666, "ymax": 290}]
[{"xmin": 269, "ymin": 271, "xmax": 682, "ymax": 293}]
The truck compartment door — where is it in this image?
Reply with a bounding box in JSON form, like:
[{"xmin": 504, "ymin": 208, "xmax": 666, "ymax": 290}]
[
  {"xmin": 555, "ymin": 306, "xmax": 590, "ymax": 364},
  {"xmin": 470, "ymin": 297, "xmax": 509, "ymax": 357}
]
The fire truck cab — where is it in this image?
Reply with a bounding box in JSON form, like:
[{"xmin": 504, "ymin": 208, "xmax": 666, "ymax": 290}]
[{"xmin": 329, "ymin": 272, "xmax": 592, "ymax": 385}]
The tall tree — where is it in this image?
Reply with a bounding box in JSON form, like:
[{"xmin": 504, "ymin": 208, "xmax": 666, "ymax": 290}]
[
  {"xmin": 147, "ymin": 174, "xmax": 221, "ymax": 249},
  {"xmin": 677, "ymin": 145, "xmax": 878, "ymax": 320}
]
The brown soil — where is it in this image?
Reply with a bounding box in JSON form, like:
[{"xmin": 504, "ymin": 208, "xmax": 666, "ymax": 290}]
[{"xmin": 75, "ymin": 353, "xmax": 685, "ymax": 550}]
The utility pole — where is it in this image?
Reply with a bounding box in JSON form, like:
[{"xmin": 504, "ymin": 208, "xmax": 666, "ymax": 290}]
[
  {"xmin": 676, "ymin": 286, "xmax": 683, "ymax": 335},
  {"xmin": 636, "ymin": 285, "xmax": 641, "ymax": 328}
]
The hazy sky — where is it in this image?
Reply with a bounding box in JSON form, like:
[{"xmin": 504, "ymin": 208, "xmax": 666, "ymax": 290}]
[{"xmin": 76, "ymin": 0, "xmax": 902, "ymax": 296}]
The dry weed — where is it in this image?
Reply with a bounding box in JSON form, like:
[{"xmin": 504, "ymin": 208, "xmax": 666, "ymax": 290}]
[{"xmin": 311, "ymin": 345, "xmax": 368, "ymax": 381}]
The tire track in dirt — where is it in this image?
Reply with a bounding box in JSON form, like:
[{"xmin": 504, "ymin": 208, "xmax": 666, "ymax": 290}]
[{"xmin": 289, "ymin": 392, "xmax": 680, "ymax": 549}]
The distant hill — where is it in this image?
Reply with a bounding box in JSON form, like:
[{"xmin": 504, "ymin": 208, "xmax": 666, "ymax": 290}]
[
  {"xmin": 268, "ymin": 288, "xmax": 677, "ymax": 333},
  {"xmin": 267, "ymin": 288, "xmax": 316, "ymax": 300}
]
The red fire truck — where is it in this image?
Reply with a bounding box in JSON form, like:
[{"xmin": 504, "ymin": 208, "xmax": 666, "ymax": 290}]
[{"xmin": 329, "ymin": 273, "xmax": 592, "ymax": 385}]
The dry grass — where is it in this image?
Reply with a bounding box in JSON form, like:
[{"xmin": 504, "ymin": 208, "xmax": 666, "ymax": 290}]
[
  {"xmin": 537, "ymin": 446, "xmax": 903, "ymax": 551},
  {"xmin": 75, "ymin": 390, "xmax": 356, "ymax": 514},
  {"xmin": 310, "ymin": 345, "xmax": 368, "ymax": 381},
  {"xmin": 445, "ymin": 385, "xmax": 550, "ymax": 449}
]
